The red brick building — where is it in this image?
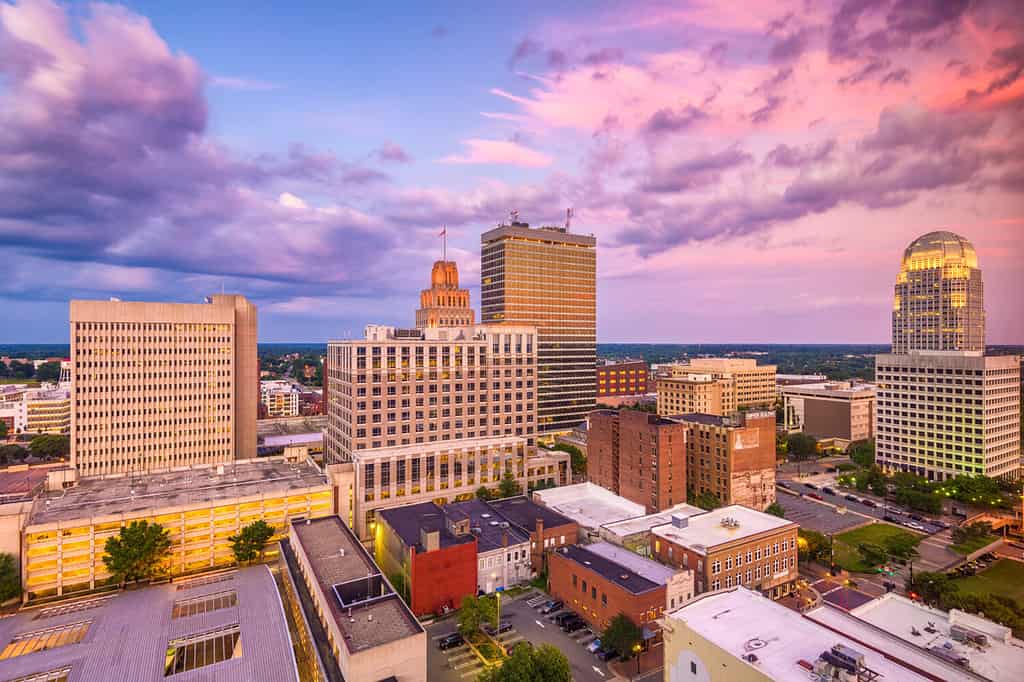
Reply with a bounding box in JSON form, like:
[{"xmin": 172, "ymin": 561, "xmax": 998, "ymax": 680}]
[
  {"xmin": 488, "ymin": 496, "xmax": 579, "ymax": 573},
  {"xmin": 597, "ymin": 360, "xmax": 651, "ymax": 398},
  {"xmin": 587, "ymin": 409, "xmax": 687, "ymax": 513},
  {"xmin": 375, "ymin": 502, "xmax": 478, "ymax": 616}
]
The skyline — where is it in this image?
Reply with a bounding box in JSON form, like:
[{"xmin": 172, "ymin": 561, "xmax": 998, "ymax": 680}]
[{"xmin": 1, "ymin": 0, "xmax": 1022, "ymax": 344}]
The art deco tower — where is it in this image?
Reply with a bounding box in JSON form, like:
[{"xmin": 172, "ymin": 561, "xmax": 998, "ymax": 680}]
[
  {"xmin": 892, "ymin": 231, "xmax": 984, "ymax": 353},
  {"xmin": 415, "ymin": 260, "xmax": 475, "ymax": 328}
]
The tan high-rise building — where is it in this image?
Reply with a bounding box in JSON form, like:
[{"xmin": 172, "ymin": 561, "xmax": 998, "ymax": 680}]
[
  {"xmin": 677, "ymin": 359, "xmax": 776, "ymax": 409},
  {"xmin": 70, "ymin": 295, "xmax": 257, "ymax": 477},
  {"xmin": 415, "ymin": 260, "xmax": 475, "ymax": 328},
  {"xmin": 657, "ymin": 374, "xmax": 733, "ymax": 416},
  {"xmin": 481, "ymin": 220, "xmax": 597, "ymax": 433},
  {"xmin": 892, "ymin": 231, "xmax": 984, "ymax": 353}
]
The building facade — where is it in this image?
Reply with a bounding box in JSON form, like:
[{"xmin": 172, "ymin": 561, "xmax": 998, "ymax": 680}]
[
  {"xmin": 69, "ymin": 295, "xmax": 258, "ymax": 477},
  {"xmin": 666, "ymin": 359, "xmax": 777, "ymax": 410},
  {"xmin": 875, "ymin": 352, "xmax": 1020, "ymax": 480},
  {"xmin": 325, "ymin": 324, "xmax": 537, "ymax": 464},
  {"xmin": 597, "ymin": 360, "xmax": 651, "ymax": 398},
  {"xmin": 487, "ymin": 496, "xmax": 578, "ymax": 572},
  {"xmin": 415, "ymin": 260, "xmax": 475, "ymax": 328},
  {"xmin": 670, "ymin": 412, "xmax": 776, "ymax": 511},
  {"xmin": 893, "ymin": 231, "xmax": 984, "ymax": 353},
  {"xmin": 481, "ymin": 220, "xmax": 597, "ymax": 434},
  {"xmin": 657, "ymin": 374, "xmax": 732, "ymax": 417},
  {"xmin": 260, "ymin": 380, "xmax": 300, "ymax": 418},
  {"xmin": 781, "ymin": 381, "xmax": 876, "ymax": 444},
  {"xmin": 588, "ymin": 409, "xmax": 687, "ymax": 513},
  {"xmin": 652, "ymin": 506, "xmax": 799, "ymax": 599}
]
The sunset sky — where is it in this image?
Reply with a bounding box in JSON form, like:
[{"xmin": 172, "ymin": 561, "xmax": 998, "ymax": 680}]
[{"xmin": 1, "ymin": 0, "xmax": 1022, "ymax": 343}]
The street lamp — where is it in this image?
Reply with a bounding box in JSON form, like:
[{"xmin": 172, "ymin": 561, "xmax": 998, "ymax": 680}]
[{"xmin": 632, "ymin": 642, "xmax": 642, "ymax": 677}]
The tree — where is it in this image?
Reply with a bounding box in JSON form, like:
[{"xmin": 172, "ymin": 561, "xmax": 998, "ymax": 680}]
[
  {"xmin": 478, "ymin": 644, "xmax": 571, "ymax": 682},
  {"xmin": 906, "ymin": 571, "xmax": 958, "ymax": 605},
  {"xmin": 28, "ymin": 434, "xmax": 70, "ymax": 460},
  {"xmin": 532, "ymin": 644, "xmax": 572, "ymax": 681},
  {"xmin": 102, "ymin": 520, "xmax": 172, "ymax": 587},
  {"xmin": 688, "ymin": 488, "xmax": 721, "ymax": 511},
  {"xmin": 798, "ymin": 529, "xmax": 829, "ymax": 563},
  {"xmin": 228, "ymin": 520, "xmax": 275, "ymax": 565},
  {"xmin": 476, "ymin": 486, "xmax": 493, "ymax": 501},
  {"xmin": 848, "ymin": 439, "xmax": 875, "ymax": 468},
  {"xmin": 35, "ymin": 362, "xmax": 61, "ymax": 383},
  {"xmin": 0, "ymin": 419, "xmax": 7, "ymax": 439},
  {"xmin": 498, "ymin": 472, "xmax": 521, "ymax": 499},
  {"xmin": 601, "ymin": 613, "xmax": 642, "ymax": 658},
  {"xmin": 0, "ymin": 553, "xmax": 20, "ymax": 602},
  {"xmin": 952, "ymin": 522, "xmax": 993, "ymax": 546},
  {"xmin": 9, "ymin": 361, "xmax": 34, "ymax": 379},
  {"xmin": 765, "ymin": 502, "xmax": 785, "ymax": 518},
  {"xmin": 550, "ymin": 443, "xmax": 586, "ymax": 477},
  {"xmin": 457, "ymin": 594, "xmax": 497, "ymax": 637},
  {"xmin": 883, "ymin": 534, "xmax": 919, "ymax": 561},
  {"xmin": 786, "ymin": 432, "xmax": 818, "ymax": 459},
  {"xmin": 0, "ymin": 444, "xmax": 27, "ymax": 465}
]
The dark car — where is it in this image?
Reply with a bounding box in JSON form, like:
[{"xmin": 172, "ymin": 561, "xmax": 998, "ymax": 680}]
[
  {"xmin": 822, "ymin": 487, "xmax": 836, "ymax": 496},
  {"xmin": 540, "ymin": 599, "xmax": 563, "ymax": 614},
  {"xmin": 596, "ymin": 648, "xmax": 619, "ymax": 662},
  {"xmin": 777, "ymin": 481, "xmax": 790, "ymax": 489},
  {"xmin": 803, "ymin": 482, "xmax": 818, "ymax": 490},
  {"xmin": 909, "ymin": 514, "xmax": 923, "ymax": 522},
  {"xmin": 883, "ymin": 514, "xmax": 899, "ymax": 523},
  {"xmin": 438, "ymin": 633, "xmax": 464, "ymax": 650},
  {"xmin": 484, "ymin": 620, "xmax": 513, "ymax": 636},
  {"xmin": 553, "ymin": 611, "xmax": 578, "ymax": 626},
  {"xmin": 844, "ymin": 494, "xmax": 859, "ymax": 502},
  {"xmin": 562, "ymin": 617, "xmax": 586, "ymax": 633},
  {"xmin": 861, "ymin": 499, "xmax": 877, "ymax": 508}
]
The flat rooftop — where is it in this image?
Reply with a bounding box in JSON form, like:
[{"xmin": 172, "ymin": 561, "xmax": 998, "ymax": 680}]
[
  {"xmin": 779, "ymin": 382, "xmax": 876, "ymax": 397},
  {"xmin": 532, "ymin": 483, "xmax": 646, "ymax": 529},
  {"xmin": 651, "ymin": 505, "xmax": 795, "ymax": 553},
  {"xmin": 290, "ymin": 516, "xmax": 422, "ymax": 652},
  {"xmin": 555, "ymin": 545, "xmax": 661, "ymax": 596},
  {"xmin": 666, "ymin": 413, "xmax": 734, "ymax": 427},
  {"xmin": 585, "ymin": 542, "xmax": 679, "ymax": 586},
  {"xmin": 0, "ymin": 467, "xmax": 49, "ymax": 501},
  {"xmin": 446, "ymin": 499, "xmax": 529, "ymax": 552},
  {"xmin": 257, "ymin": 415, "xmax": 327, "ymax": 436},
  {"xmin": 668, "ymin": 587, "xmax": 932, "ymax": 682},
  {"xmin": 831, "ymin": 593, "xmax": 1024, "ymax": 682},
  {"xmin": 28, "ymin": 457, "xmax": 329, "ymax": 527},
  {"xmin": 378, "ymin": 502, "xmax": 476, "ymax": 553},
  {"xmin": 488, "ymin": 495, "xmax": 576, "ymax": 532},
  {"xmin": 262, "ymin": 432, "xmax": 324, "ymax": 448},
  {"xmin": 601, "ymin": 503, "xmax": 706, "ymax": 539},
  {"xmin": 0, "ymin": 566, "xmax": 297, "ymax": 682}
]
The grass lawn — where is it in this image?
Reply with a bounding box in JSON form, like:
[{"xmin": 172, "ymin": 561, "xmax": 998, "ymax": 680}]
[
  {"xmin": 832, "ymin": 524, "xmax": 924, "ymax": 573},
  {"xmin": 950, "ymin": 534, "xmax": 998, "ymax": 555},
  {"xmin": 951, "ymin": 559, "xmax": 1024, "ymax": 603}
]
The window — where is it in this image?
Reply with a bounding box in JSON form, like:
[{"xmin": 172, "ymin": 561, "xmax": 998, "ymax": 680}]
[
  {"xmin": 35, "ymin": 596, "xmax": 113, "ymax": 620},
  {"xmin": 6, "ymin": 668, "xmax": 71, "ymax": 682},
  {"xmin": 691, "ymin": 661, "xmax": 697, "ymax": 674},
  {"xmin": 0, "ymin": 621, "xmax": 91, "ymax": 660},
  {"xmin": 172, "ymin": 591, "xmax": 238, "ymax": 619},
  {"xmin": 164, "ymin": 624, "xmax": 242, "ymax": 676},
  {"xmin": 175, "ymin": 571, "xmax": 236, "ymax": 591}
]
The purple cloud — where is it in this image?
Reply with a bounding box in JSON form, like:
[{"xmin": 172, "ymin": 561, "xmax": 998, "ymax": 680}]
[
  {"xmin": 377, "ymin": 142, "xmax": 413, "ymax": 164},
  {"xmin": 645, "ymin": 105, "xmax": 707, "ymax": 135},
  {"xmin": 829, "ymin": 0, "xmax": 970, "ymax": 60},
  {"xmin": 508, "ymin": 38, "xmax": 541, "ymax": 68},
  {"xmin": 880, "ymin": 67, "xmax": 910, "ymax": 85},
  {"xmin": 583, "ymin": 47, "xmax": 625, "ymax": 66},
  {"xmin": 639, "ymin": 147, "xmax": 752, "ymax": 194},
  {"xmin": 765, "ymin": 140, "xmax": 837, "ymax": 167}
]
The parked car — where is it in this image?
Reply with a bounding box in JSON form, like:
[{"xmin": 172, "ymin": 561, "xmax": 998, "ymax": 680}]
[
  {"xmin": 905, "ymin": 521, "xmax": 925, "ymax": 531},
  {"xmin": 484, "ymin": 620, "xmax": 513, "ymax": 636},
  {"xmin": 883, "ymin": 505, "xmax": 901, "ymax": 513},
  {"xmin": 807, "ymin": 492, "xmax": 822, "ymax": 500},
  {"xmin": 909, "ymin": 514, "xmax": 923, "ymax": 522},
  {"xmin": 883, "ymin": 515, "xmax": 899, "ymax": 523},
  {"xmin": 804, "ymin": 482, "xmax": 818, "ymax": 490},
  {"xmin": 438, "ymin": 633, "xmax": 464, "ymax": 650},
  {"xmin": 553, "ymin": 611, "xmax": 578, "ymax": 626},
  {"xmin": 778, "ymin": 481, "xmax": 790, "ymax": 489},
  {"xmin": 562, "ymin": 617, "xmax": 586, "ymax": 633},
  {"xmin": 540, "ymin": 599, "xmax": 563, "ymax": 614},
  {"xmin": 596, "ymin": 648, "xmax": 619, "ymax": 662},
  {"xmin": 844, "ymin": 494, "xmax": 860, "ymax": 503},
  {"xmin": 587, "ymin": 639, "xmax": 603, "ymax": 653},
  {"xmin": 861, "ymin": 499, "xmax": 877, "ymax": 508},
  {"xmin": 822, "ymin": 487, "xmax": 836, "ymax": 496}
]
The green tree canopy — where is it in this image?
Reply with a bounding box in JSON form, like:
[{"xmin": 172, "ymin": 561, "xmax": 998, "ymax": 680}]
[
  {"xmin": 765, "ymin": 502, "xmax": 785, "ymax": 518},
  {"xmin": 0, "ymin": 419, "xmax": 7, "ymax": 439},
  {"xmin": 228, "ymin": 520, "xmax": 275, "ymax": 565},
  {"xmin": 798, "ymin": 529, "xmax": 829, "ymax": 563},
  {"xmin": 476, "ymin": 486, "xmax": 493, "ymax": 501},
  {"xmin": 601, "ymin": 613, "xmax": 642, "ymax": 658},
  {"xmin": 498, "ymin": 472, "xmax": 521, "ymax": 499},
  {"xmin": 688, "ymin": 488, "xmax": 721, "ymax": 511},
  {"xmin": 786, "ymin": 432, "xmax": 818, "ymax": 459},
  {"xmin": 906, "ymin": 571, "xmax": 958, "ymax": 605},
  {"xmin": 35, "ymin": 362, "xmax": 62, "ymax": 382},
  {"xmin": 102, "ymin": 520, "xmax": 172, "ymax": 586},
  {"xmin": 848, "ymin": 439, "xmax": 874, "ymax": 468},
  {"xmin": 550, "ymin": 443, "xmax": 586, "ymax": 477},
  {"xmin": 0, "ymin": 553, "xmax": 20, "ymax": 602},
  {"xmin": 0, "ymin": 444, "xmax": 27, "ymax": 465},
  {"xmin": 28, "ymin": 434, "xmax": 70, "ymax": 460},
  {"xmin": 478, "ymin": 643, "xmax": 571, "ymax": 682},
  {"xmin": 457, "ymin": 594, "xmax": 498, "ymax": 637}
]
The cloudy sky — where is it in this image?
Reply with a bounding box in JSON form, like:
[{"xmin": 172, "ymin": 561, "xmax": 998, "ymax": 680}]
[{"xmin": 1, "ymin": 0, "xmax": 1022, "ymax": 343}]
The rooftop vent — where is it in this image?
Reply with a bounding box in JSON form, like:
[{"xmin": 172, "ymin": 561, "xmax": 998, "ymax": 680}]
[
  {"xmin": 339, "ymin": 548, "xmax": 346, "ymax": 557},
  {"xmin": 620, "ymin": 574, "xmax": 630, "ymax": 580},
  {"xmin": 719, "ymin": 517, "xmax": 740, "ymax": 529},
  {"xmin": 671, "ymin": 514, "xmax": 689, "ymax": 529}
]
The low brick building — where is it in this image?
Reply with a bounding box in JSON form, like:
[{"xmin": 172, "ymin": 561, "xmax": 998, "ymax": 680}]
[
  {"xmin": 588, "ymin": 409, "xmax": 687, "ymax": 513},
  {"xmin": 375, "ymin": 502, "xmax": 478, "ymax": 616},
  {"xmin": 668, "ymin": 411, "xmax": 776, "ymax": 511},
  {"xmin": 487, "ymin": 495, "xmax": 578, "ymax": 572},
  {"xmin": 548, "ymin": 541, "xmax": 692, "ymax": 633},
  {"xmin": 651, "ymin": 505, "xmax": 799, "ymax": 600}
]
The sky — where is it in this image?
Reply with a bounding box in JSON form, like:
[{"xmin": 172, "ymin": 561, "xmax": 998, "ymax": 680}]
[{"xmin": 0, "ymin": 0, "xmax": 1022, "ymax": 344}]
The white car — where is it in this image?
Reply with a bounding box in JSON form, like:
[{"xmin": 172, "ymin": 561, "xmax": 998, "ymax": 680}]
[{"xmin": 905, "ymin": 521, "xmax": 925, "ymax": 531}]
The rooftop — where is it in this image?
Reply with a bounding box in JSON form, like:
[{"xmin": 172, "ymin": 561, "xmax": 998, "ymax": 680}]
[
  {"xmin": 584, "ymin": 542, "xmax": 679, "ymax": 586},
  {"xmin": 487, "ymin": 495, "xmax": 576, "ymax": 533},
  {"xmin": 289, "ymin": 516, "xmax": 422, "ymax": 652},
  {"xmin": 481, "ymin": 222, "xmax": 597, "ymax": 247},
  {"xmin": 0, "ymin": 566, "xmax": 297, "ymax": 682},
  {"xmin": 667, "ymin": 587, "xmax": 932, "ymax": 682},
  {"xmin": 555, "ymin": 545, "xmax": 661, "ymax": 595},
  {"xmin": 0, "ymin": 467, "xmax": 49, "ymax": 502},
  {"xmin": 779, "ymin": 381, "xmax": 876, "ymax": 398},
  {"xmin": 829, "ymin": 592, "xmax": 1024, "ymax": 682},
  {"xmin": 600, "ymin": 503, "xmax": 706, "ymax": 539},
  {"xmin": 532, "ymin": 482, "xmax": 646, "ymax": 529},
  {"xmin": 378, "ymin": 502, "xmax": 476, "ymax": 553},
  {"xmin": 651, "ymin": 505, "xmax": 795, "ymax": 553},
  {"xmin": 28, "ymin": 457, "xmax": 329, "ymax": 527},
  {"xmin": 257, "ymin": 415, "xmax": 327, "ymax": 437},
  {"xmin": 445, "ymin": 499, "xmax": 530, "ymax": 553}
]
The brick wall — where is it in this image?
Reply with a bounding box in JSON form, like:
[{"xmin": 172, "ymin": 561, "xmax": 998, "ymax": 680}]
[
  {"xmin": 548, "ymin": 550, "xmax": 665, "ymax": 632},
  {"xmin": 409, "ymin": 540, "xmax": 478, "ymax": 616}
]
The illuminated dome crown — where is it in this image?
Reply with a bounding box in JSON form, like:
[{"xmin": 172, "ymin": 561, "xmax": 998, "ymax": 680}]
[{"xmin": 900, "ymin": 231, "xmax": 978, "ymax": 271}]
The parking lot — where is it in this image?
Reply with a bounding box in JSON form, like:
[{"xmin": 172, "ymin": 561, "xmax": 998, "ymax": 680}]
[
  {"xmin": 777, "ymin": 481, "xmax": 947, "ymax": 536},
  {"xmin": 776, "ymin": 489, "xmax": 865, "ymax": 534},
  {"xmin": 426, "ymin": 591, "xmax": 611, "ymax": 681}
]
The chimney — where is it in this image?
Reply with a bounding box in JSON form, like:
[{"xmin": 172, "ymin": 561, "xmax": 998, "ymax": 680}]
[{"xmin": 421, "ymin": 528, "xmax": 440, "ymax": 553}]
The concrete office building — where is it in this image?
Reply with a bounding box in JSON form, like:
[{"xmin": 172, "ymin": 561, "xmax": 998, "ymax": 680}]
[
  {"xmin": 415, "ymin": 260, "xmax": 475, "ymax": 328},
  {"xmin": 659, "ymin": 359, "xmax": 776, "ymax": 413},
  {"xmin": 0, "ymin": 387, "xmax": 71, "ymax": 435},
  {"xmin": 781, "ymin": 381, "xmax": 876, "ymax": 445},
  {"xmin": 657, "ymin": 373, "xmax": 732, "ymax": 417},
  {"xmin": 21, "ymin": 456, "xmax": 332, "ymax": 601},
  {"xmin": 875, "ymin": 352, "xmax": 1020, "ymax": 480},
  {"xmin": 652, "ymin": 505, "xmax": 799, "ymax": 599},
  {"xmin": 0, "ymin": 566, "xmax": 300, "ymax": 682},
  {"xmin": 325, "ymin": 324, "xmax": 537, "ymax": 463},
  {"xmin": 481, "ymin": 219, "xmax": 597, "ymax": 434},
  {"xmin": 260, "ymin": 379, "xmax": 300, "ymax": 418},
  {"xmin": 588, "ymin": 409, "xmax": 688, "ymax": 513},
  {"xmin": 69, "ymin": 295, "xmax": 258, "ymax": 477},
  {"xmin": 281, "ymin": 516, "xmax": 427, "ymax": 682},
  {"xmin": 892, "ymin": 231, "xmax": 985, "ymax": 353},
  {"xmin": 669, "ymin": 412, "xmax": 777, "ymax": 511}
]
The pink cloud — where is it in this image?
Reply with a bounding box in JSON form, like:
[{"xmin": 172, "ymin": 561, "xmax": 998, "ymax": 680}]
[{"xmin": 439, "ymin": 138, "xmax": 553, "ymax": 168}]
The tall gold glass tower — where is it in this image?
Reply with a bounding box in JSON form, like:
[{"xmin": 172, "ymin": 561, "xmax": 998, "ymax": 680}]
[
  {"xmin": 480, "ymin": 220, "xmax": 597, "ymax": 433},
  {"xmin": 892, "ymin": 231, "xmax": 984, "ymax": 353}
]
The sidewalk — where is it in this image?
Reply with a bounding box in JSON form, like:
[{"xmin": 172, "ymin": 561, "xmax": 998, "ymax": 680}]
[{"xmin": 609, "ymin": 643, "xmax": 662, "ymax": 680}]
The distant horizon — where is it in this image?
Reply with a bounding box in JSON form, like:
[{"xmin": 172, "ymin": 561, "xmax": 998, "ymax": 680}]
[{"xmin": 5, "ymin": 341, "xmax": 1024, "ymax": 349}]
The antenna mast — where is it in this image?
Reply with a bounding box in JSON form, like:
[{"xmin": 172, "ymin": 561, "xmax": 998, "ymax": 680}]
[{"xmin": 565, "ymin": 207, "xmax": 574, "ymax": 231}]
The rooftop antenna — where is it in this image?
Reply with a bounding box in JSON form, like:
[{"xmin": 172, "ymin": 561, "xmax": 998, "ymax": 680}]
[
  {"xmin": 565, "ymin": 207, "xmax": 574, "ymax": 230},
  {"xmin": 509, "ymin": 209, "xmax": 519, "ymax": 224},
  {"xmin": 439, "ymin": 225, "xmax": 447, "ymax": 262}
]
